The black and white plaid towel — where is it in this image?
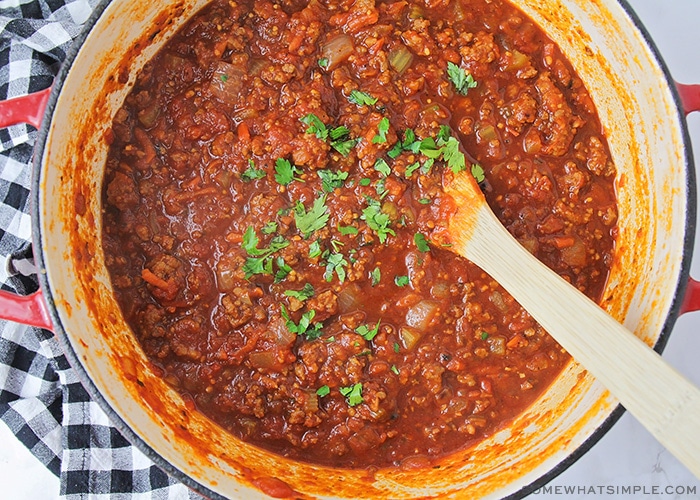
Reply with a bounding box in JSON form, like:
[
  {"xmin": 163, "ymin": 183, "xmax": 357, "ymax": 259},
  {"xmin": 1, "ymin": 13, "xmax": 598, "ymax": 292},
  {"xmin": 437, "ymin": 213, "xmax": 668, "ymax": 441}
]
[{"xmin": 0, "ymin": 1, "xmax": 202, "ymax": 497}]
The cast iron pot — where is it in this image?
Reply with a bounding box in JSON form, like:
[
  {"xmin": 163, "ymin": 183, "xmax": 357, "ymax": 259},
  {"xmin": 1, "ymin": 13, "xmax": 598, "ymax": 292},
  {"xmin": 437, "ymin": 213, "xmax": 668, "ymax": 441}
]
[{"xmin": 1, "ymin": 0, "xmax": 700, "ymax": 498}]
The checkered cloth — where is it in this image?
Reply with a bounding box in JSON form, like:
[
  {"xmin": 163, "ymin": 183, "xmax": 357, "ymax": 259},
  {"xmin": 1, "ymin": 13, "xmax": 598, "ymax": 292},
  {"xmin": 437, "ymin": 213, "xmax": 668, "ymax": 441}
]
[{"xmin": 0, "ymin": 1, "xmax": 202, "ymax": 498}]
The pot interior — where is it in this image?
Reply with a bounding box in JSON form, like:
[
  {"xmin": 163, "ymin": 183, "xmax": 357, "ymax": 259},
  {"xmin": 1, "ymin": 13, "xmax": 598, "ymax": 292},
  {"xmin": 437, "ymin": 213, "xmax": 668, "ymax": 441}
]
[{"xmin": 33, "ymin": 0, "xmax": 693, "ymax": 498}]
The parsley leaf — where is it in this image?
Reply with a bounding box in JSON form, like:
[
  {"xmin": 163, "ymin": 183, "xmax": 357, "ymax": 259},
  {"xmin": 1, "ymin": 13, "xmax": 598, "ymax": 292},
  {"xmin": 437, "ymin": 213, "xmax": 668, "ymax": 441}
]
[
  {"xmin": 471, "ymin": 163, "xmax": 486, "ymax": 183},
  {"xmin": 316, "ymin": 385, "xmax": 330, "ymax": 397},
  {"xmin": 308, "ymin": 240, "xmax": 322, "ymax": 258},
  {"xmin": 338, "ymin": 225, "xmax": 359, "ymax": 236},
  {"xmin": 284, "ymin": 283, "xmax": 315, "ymax": 301},
  {"xmin": 318, "ymin": 58, "xmax": 329, "ymax": 69},
  {"xmin": 361, "ymin": 198, "xmax": 395, "ymax": 243},
  {"xmin": 242, "ymin": 159, "xmax": 266, "ymax": 181},
  {"xmin": 370, "ymin": 266, "xmax": 381, "ymax": 286},
  {"xmin": 274, "ymin": 158, "xmax": 302, "ymax": 186},
  {"xmin": 414, "ymin": 232, "xmax": 430, "ymax": 252},
  {"xmin": 329, "ymin": 126, "xmax": 357, "ymax": 157},
  {"xmin": 300, "ymin": 113, "xmax": 328, "ymax": 140},
  {"xmin": 324, "ymin": 252, "xmax": 348, "ymax": 283},
  {"xmin": 274, "ymin": 257, "xmax": 292, "ymax": 283},
  {"xmin": 447, "ymin": 61, "xmax": 478, "ymax": 95},
  {"xmin": 356, "ymin": 319, "xmax": 381, "ymax": 341},
  {"xmin": 348, "ymin": 89, "xmax": 378, "ymax": 106},
  {"xmin": 261, "ymin": 221, "xmax": 278, "ymax": 234},
  {"xmin": 241, "ymin": 227, "xmax": 290, "ymax": 279},
  {"xmin": 374, "ymin": 158, "xmax": 391, "ymax": 177},
  {"xmin": 294, "ymin": 195, "xmax": 330, "ymax": 238},
  {"xmin": 339, "ymin": 382, "xmax": 363, "ymax": 406},
  {"xmin": 395, "ymin": 275, "xmax": 409, "ymax": 287},
  {"xmin": 372, "ymin": 117, "xmax": 390, "ymax": 144},
  {"xmin": 318, "ymin": 169, "xmax": 349, "ymax": 192},
  {"xmin": 440, "ymin": 136, "xmax": 466, "ymax": 173},
  {"xmin": 281, "ymin": 305, "xmax": 323, "ymax": 340}
]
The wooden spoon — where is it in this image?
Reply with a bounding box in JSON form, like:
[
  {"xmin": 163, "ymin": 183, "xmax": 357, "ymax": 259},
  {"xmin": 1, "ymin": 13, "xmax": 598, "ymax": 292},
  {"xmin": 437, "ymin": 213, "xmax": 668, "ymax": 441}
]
[{"xmin": 442, "ymin": 170, "xmax": 700, "ymax": 479}]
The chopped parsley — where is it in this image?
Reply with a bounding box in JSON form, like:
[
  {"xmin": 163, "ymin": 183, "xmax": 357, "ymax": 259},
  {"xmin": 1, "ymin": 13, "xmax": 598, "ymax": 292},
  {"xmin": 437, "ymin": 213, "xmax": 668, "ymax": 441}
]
[
  {"xmin": 308, "ymin": 240, "xmax": 322, "ymax": 258},
  {"xmin": 329, "ymin": 126, "xmax": 357, "ymax": 157},
  {"xmin": 339, "ymin": 382, "xmax": 363, "ymax": 406},
  {"xmin": 394, "ymin": 275, "xmax": 410, "ymax": 287},
  {"xmin": 241, "ymin": 159, "xmax": 266, "ymax": 181},
  {"xmin": 294, "ymin": 195, "xmax": 330, "ymax": 238},
  {"xmin": 348, "ymin": 89, "xmax": 378, "ymax": 106},
  {"xmin": 281, "ymin": 306, "xmax": 323, "ymax": 340},
  {"xmin": 318, "ymin": 169, "xmax": 349, "ymax": 192},
  {"xmin": 338, "ymin": 225, "xmax": 359, "ymax": 236},
  {"xmin": 284, "ymin": 283, "xmax": 315, "ymax": 301},
  {"xmin": 300, "ymin": 113, "xmax": 328, "ymax": 140},
  {"xmin": 361, "ymin": 198, "xmax": 395, "ymax": 243},
  {"xmin": 324, "ymin": 252, "xmax": 348, "ymax": 283},
  {"xmin": 471, "ymin": 163, "xmax": 486, "ymax": 183},
  {"xmin": 372, "ymin": 117, "xmax": 390, "ymax": 144},
  {"xmin": 241, "ymin": 226, "xmax": 290, "ymax": 279},
  {"xmin": 370, "ymin": 266, "xmax": 381, "ymax": 286},
  {"xmin": 261, "ymin": 221, "xmax": 278, "ymax": 234},
  {"xmin": 447, "ymin": 61, "xmax": 478, "ymax": 95},
  {"xmin": 374, "ymin": 158, "xmax": 391, "ymax": 177},
  {"xmin": 356, "ymin": 319, "xmax": 381, "ymax": 341},
  {"xmin": 274, "ymin": 158, "xmax": 302, "ymax": 186},
  {"xmin": 318, "ymin": 58, "xmax": 329, "ymax": 69},
  {"xmin": 391, "ymin": 365, "xmax": 399, "ymax": 375},
  {"xmin": 316, "ymin": 385, "xmax": 330, "ymax": 397},
  {"xmin": 274, "ymin": 257, "xmax": 292, "ymax": 283},
  {"xmin": 414, "ymin": 232, "xmax": 430, "ymax": 252}
]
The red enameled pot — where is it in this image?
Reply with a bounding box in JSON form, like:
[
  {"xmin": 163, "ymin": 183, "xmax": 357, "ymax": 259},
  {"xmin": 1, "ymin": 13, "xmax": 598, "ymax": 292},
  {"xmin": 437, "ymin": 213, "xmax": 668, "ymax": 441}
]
[{"xmin": 0, "ymin": 0, "xmax": 699, "ymax": 498}]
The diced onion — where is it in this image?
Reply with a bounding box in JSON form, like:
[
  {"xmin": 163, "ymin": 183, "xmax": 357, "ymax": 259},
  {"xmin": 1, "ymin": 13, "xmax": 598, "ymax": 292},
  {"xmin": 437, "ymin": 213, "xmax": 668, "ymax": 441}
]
[
  {"xmin": 337, "ymin": 283, "xmax": 362, "ymax": 313},
  {"xmin": 399, "ymin": 326, "xmax": 422, "ymax": 350},
  {"xmin": 320, "ymin": 34, "xmax": 355, "ymax": 71},
  {"xmin": 405, "ymin": 299, "xmax": 439, "ymax": 332},
  {"xmin": 249, "ymin": 350, "xmax": 277, "ymax": 369}
]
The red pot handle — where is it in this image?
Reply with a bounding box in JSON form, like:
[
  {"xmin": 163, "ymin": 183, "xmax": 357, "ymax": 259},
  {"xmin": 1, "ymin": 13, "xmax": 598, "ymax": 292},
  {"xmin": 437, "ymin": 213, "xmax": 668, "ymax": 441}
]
[
  {"xmin": 677, "ymin": 83, "xmax": 700, "ymax": 115},
  {"xmin": 0, "ymin": 87, "xmax": 55, "ymax": 331},
  {"xmin": 0, "ymin": 289, "xmax": 53, "ymax": 330},
  {"xmin": 676, "ymin": 82, "xmax": 700, "ymax": 314},
  {"xmin": 0, "ymin": 87, "xmax": 51, "ymax": 129}
]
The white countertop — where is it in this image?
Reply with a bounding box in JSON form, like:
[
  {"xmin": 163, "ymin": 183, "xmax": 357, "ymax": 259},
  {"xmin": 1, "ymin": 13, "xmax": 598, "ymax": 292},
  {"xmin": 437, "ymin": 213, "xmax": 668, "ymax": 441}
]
[{"xmin": 2, "ymin": 0, "xmax": 700, "ymax": 498}]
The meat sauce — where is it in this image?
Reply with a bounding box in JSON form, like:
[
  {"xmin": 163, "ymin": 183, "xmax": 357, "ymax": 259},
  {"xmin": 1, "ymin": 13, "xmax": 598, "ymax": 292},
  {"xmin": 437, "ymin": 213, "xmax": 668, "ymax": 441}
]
[{"xmin": 102, "ymin": 0, "xmax": 618, "ymax": 469}]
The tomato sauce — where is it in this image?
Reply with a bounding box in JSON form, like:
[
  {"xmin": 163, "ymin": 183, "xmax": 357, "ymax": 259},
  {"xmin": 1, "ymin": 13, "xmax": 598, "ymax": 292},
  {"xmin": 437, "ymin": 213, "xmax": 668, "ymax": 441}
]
[{"xmin": 102, "ymin": 0, "xmax": 618, "ymax": 469}]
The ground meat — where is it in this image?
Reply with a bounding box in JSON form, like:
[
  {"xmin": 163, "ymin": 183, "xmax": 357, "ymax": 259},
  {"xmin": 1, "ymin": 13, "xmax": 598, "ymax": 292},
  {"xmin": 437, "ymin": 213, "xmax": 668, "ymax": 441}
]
[{"xmin": 102, "ymin": 0, "xmax": 617, "ymax": 470}]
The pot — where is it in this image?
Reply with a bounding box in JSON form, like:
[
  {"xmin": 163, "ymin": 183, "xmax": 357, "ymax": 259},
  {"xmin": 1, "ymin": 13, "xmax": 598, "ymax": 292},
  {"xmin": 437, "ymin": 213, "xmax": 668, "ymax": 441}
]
[{"xmin": 0, "ymin": 0, "xmax": 699, "ymax": 498}]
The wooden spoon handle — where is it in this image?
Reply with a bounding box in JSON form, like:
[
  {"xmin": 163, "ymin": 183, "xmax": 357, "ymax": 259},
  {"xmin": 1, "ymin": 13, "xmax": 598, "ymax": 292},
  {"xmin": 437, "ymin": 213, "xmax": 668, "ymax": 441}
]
[{"xmin": 456, "ymin": 198, "xmax": 700, "ymax": 478}]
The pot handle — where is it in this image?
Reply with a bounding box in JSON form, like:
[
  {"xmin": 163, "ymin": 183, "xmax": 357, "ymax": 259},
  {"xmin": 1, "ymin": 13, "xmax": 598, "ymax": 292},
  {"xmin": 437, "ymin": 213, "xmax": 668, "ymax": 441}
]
[
  {"xmin": 677, "ymin": 83, "xmax": 700, "ymax": 114},
  {"xmin": 0, "ymin": 290, "xmax": 53, "ymax": 330},
  {"xmin": 0, "ymin": 87, "xmax": 54, "ymax": 331},
  {"xmin": 0, "ymin": 87, "xmax": 51, "ymax": 129},
  {"xmin": 677, "ymin": 82, "xmax": 700, "ymax": 314}
]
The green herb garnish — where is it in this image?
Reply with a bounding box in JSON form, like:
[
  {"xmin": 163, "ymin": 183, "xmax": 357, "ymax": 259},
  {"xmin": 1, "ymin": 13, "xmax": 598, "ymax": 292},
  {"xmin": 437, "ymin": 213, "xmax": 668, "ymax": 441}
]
[
  {"xmin": 318, "ymin": 169, "xmax": 349, "ymax": 192},
  {"xmin": 284, "ymin": 283, "xmax": 315, "ymax": 301},
  {"xmin": 372, "ymin": 117, "xmax": 390, "ymax": 144},
  {"xmin": 356, "ymin": 319, "xmax": 381, "ymax": 341},
  {"xmin": 414, "ymin": 232, "xmax": 430, "ymax": 252},
  {"xmin": 324, "ymin": 252, "xmax": 348, "ymax": 283},
  {"xmin": 394, "ymin": 275, "xmax": 410, "ymax": 287},
  {"xmin": 348, "ymin": 89, "xmax": 378, "ymax": 106},
  {"xmin": 339, "ymin": 382, "xmax": 363, "ymax": 406},
  {"xmin": 241, "ymin": 159, "xmax": 266, "ymax": 181},
  {"xmin": 361, "ymin": 198, "xmax": 395, "ymax": 243},
  {"xmin": 294, "ymin": 195, "xmax": 330, "ymax": 238},
  {"xmin": 274, "ymin": 158, "xmax": 302, "ymax": 186},
  {"xmin": 447, "ymin": 61, "xmax": 478, "ymax": 95}
]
